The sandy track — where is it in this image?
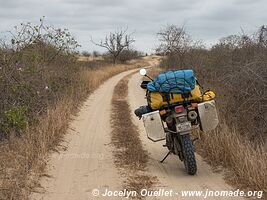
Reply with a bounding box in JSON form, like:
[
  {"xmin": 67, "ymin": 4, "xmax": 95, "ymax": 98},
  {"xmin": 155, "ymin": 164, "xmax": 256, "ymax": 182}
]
[
  {"xmin": 32, "ymin": 57, "xmax": 244, "ymax": 200},
  {"xmin": 31, "ymin": 69, "xmax": 138, "ymax": 200},
  {"xmin": 128, "ymin": 72, "xmax": 244, "ymax": 200}
]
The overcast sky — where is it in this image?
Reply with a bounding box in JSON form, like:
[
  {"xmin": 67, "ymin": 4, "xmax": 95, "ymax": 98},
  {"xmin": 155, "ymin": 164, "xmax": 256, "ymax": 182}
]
[{"xmin": 0, "ymin": 0, "xmax": 266, "ymax": 53}]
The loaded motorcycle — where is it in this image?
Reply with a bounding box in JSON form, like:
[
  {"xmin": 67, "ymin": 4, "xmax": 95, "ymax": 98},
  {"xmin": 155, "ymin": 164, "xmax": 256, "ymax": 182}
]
[{"xmin": 134, "ymin": 69, "xmax": 218, "ymax": 175}]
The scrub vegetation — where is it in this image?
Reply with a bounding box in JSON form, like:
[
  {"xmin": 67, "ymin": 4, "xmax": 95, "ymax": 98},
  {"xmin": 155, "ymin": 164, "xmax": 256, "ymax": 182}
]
[{"xmin": 156, "ymin": 24, "xmax": 267, "ymax": 195}]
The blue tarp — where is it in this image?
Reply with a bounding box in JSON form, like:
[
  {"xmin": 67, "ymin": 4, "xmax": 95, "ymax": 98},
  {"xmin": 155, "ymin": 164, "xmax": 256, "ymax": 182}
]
[{"xmin": 147, "ymin": 70, "xmax": 196, "ymax": 94}]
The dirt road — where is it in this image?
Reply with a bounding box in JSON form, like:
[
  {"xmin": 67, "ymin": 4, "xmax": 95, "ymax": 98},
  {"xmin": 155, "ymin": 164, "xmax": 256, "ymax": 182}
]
[
  {"xmin": 31, "ymin": 69, "xmax": 138, "ymax": 200},
  {"xmin": 32, "ymin": 58, "xmax": 243, "ymax": 200}
]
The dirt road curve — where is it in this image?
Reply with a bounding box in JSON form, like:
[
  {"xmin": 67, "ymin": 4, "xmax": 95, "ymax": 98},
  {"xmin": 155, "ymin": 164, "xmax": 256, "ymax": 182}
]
[{"xmin": 32, "ymin": 58, "xmax": 243, "ymax": 200}]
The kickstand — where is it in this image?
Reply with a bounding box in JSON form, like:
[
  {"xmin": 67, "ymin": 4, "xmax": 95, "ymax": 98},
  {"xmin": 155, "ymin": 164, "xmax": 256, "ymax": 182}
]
[{"xmin": 160, "ymin": 151, "xmax": 171, "ymax": 163}]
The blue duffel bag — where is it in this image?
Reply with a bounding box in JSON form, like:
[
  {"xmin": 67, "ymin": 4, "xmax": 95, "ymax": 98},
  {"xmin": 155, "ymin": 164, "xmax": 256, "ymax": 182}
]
[{"xmin": 147, "ymin": 70, "xmax": 196, "ymax": 94}]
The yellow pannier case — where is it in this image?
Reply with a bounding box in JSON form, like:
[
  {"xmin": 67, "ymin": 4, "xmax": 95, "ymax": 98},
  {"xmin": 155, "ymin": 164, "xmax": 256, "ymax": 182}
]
[{"xmin": 147, "ymin": 85, "xmax": 216, "ymax": 110}]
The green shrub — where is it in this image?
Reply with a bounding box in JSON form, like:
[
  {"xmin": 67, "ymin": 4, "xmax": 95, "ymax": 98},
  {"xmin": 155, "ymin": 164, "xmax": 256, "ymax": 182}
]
[{"xmin": 1, "ymin": 106, "xmax": 28, "ymax": 136}]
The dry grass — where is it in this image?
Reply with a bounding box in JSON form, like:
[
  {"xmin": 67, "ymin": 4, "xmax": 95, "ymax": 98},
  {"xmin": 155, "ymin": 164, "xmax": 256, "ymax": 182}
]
[
  {"xmin": 147, "ymin": 67, "xmax": 164, "ymax": 78},
  {"xmin": 196, "ymin": 124, "xmax": 267, "ymax": 198},
  {"xmin": 0, "ymin": 58, "xmax": 146, "ymax": 200},
  {"xmin": 111, "ymin": 74, "xmax": 157, "ymax": 199}
]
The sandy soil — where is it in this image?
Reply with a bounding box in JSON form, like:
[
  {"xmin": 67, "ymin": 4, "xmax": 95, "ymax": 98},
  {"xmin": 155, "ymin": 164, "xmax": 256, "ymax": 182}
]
[
  {"xmin": 31, "ymin": 69, "xmax": 138, "ymax": 200},
  {"xmin": 31, "ymin": 57, "xmax": 244, "ymax": 200}
]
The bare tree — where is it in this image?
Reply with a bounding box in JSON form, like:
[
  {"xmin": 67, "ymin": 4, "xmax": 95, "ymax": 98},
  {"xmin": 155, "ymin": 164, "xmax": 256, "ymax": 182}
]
[
  {"xmin": 257, "ymin": 25, "xmax": 267, "ymax": 47},
  {"xmin": 156, "ymin": 24, "xmax": 201, "ymax": 66},
  {"xmin": 156, "ymin": 25, "xmax": 191, "ymax": 54},
  {"xmin": 91, "ymin": 29, "xmax": 135, "ymax": 64},
  {"xmin": 218, "ymin": 35, "xmax": 242, "ymax": 50}
]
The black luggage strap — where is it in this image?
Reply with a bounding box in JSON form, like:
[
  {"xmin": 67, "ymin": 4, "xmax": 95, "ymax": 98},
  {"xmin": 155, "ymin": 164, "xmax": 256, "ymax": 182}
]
[
  {"xmin": 161, "ymin": 93, "xmax": 170, "ymax": 103},
  {"xmin": 182, "ymin": 92, "xmax": 192, "ymax": 101},
  {"xmin": 196, "ymin": 79, "xmax": 203, "ymax": 90},
  {"xmin": 182, "ymin": 92, "xmax": 191, "ymax": 98}
]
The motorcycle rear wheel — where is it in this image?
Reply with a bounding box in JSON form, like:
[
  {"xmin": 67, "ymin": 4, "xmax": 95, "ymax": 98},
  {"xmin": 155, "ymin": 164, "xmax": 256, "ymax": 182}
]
[{"xmin": 181, "ymin": 134, "xmax": 197, "ymax": 175}]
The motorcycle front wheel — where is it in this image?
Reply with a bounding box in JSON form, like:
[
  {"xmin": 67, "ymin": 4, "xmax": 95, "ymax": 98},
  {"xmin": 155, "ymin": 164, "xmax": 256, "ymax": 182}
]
[{"xmin": 181, "ymin": 134, "xmax": 197, "ymax": 175}]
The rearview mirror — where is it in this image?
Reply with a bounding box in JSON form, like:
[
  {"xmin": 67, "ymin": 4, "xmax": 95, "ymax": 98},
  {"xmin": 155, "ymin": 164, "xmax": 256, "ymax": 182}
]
[{"xmin": 139, "ymin": 68, "xmax": 147, "ymax": 76}]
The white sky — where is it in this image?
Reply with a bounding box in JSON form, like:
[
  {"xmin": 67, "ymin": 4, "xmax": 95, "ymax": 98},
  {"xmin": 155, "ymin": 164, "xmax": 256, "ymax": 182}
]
[{"xmin": 0, "ymin": 0, "xmax": 266, "ymax": 53}]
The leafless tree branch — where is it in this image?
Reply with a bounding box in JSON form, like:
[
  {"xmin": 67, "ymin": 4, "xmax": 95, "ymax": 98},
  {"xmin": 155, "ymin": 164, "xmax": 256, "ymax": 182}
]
[{"xmin": 91, "ymin": 28, "xmax": 135, "ymax": 64}]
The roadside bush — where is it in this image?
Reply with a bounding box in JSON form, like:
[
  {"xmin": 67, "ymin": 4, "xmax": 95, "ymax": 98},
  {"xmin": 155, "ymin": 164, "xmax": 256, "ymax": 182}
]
[
  {"xmin": 103, "ymin": 49, "xmax": 144, "ymax": 63},
  {"xmin": 0, "ymin": 18, "xmax": 80, "ymax": 139},
  {"xmin": 0, "ymin": 106, "xmax": 28, "ymax": 137},
  {"xmin": 117, "ymin": 49, "xmax": 144, "ymax": 62}
]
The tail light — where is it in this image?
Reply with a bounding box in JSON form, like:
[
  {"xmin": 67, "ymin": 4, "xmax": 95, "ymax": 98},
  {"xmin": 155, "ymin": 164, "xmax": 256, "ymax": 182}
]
[{"xmin": 174, "ymin": 106, "xmax": 184, "ymax": 113}]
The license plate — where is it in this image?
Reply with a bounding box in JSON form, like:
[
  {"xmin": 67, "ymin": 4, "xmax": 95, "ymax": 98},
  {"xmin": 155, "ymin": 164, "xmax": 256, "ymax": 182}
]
[{"xmin": 176, "ymin": 122, "xmax": 191, "ymax": 133}]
